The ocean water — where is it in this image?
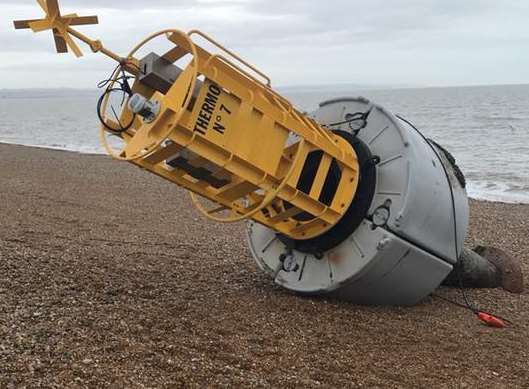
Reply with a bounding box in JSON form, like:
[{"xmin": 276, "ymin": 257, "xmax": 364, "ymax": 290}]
[{"xmin": 0, "ymin": 85, "xmax": 528, "ymax": 204}]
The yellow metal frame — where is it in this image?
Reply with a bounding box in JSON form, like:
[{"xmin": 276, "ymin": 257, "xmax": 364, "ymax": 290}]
[
  {"xmin": 189, "ymin": 139, "xmax": 307, "ymax": 223},
  {"xmin": 106, "ymin": 30, "xmax": 359, "ymax": 239},
  {"xmin": 14, "ymin": 1, "xmax": 361, "ymax": 241}
]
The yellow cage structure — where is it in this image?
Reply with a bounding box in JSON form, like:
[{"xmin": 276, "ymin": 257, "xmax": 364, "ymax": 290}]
[
  {"xmin": 13, "ymin": 0, "xmax": 360, "ymax": 241},
  {"xmin": 98, "ymin": 29, "xmax": 360, "ymax": 241}
]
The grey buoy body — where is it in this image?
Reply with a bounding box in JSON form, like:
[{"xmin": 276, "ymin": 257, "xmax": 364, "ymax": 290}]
[{"xmin": 247, "ymin": 97, "xmax": 469, "ymax": 306}]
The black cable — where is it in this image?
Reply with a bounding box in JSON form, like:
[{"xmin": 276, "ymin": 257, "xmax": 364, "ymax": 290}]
[
  {"xmin": 432, "ymin": 293, "xmax": 473, "ymax": 311},
  {"xmin": 432, "ymin": 293, "xmax": 513, "ymax": 325},
  {"xmin": 96, "ymin": 65, "xmax": 137, "ymax": 133},
  {"xmin": 396, "ymin": 114, "xmax": 460, "ymax": 261},
  {"xmin": 326, "ymin": 107, "xmax": 373, "ymax": 135},
  {"xmin": 327, "ymin": 113, "xmax": 365, "ymax": 127},
  {"xmin": 97, "ymin": 88, "xmax": 131, "ymax": 133}
]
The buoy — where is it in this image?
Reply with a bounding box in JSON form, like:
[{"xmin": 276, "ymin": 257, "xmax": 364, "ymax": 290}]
[{"xmin": 14, "ymin": 1, "xmax": 473, "ymax": 306}]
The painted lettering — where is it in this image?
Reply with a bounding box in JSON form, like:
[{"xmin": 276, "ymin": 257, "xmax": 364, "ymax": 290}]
[
  {"xmin": 193, "ymin": 82, "xmax": 230, "ymax": 136},
  {"xmin": 213, "ymin": 121, "xmax": 225, "ymax": 135}
]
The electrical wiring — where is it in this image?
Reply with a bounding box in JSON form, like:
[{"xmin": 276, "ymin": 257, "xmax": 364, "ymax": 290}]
[{"xmin": 96, "ymin": 65, "xmax": 137, "ymax": 133}]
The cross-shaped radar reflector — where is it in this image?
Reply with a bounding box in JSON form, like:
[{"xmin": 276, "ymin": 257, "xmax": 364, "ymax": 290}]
[{"xmin": 13, "ymin": 0, "xmax": 98, "ymax": 57}]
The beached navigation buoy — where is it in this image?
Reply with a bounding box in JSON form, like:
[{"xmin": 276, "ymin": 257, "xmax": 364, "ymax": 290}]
[{"xmin": 15, "ymin": 0, "xmax": 518, "ymax": 306}]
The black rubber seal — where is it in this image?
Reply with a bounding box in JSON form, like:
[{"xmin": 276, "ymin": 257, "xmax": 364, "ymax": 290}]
[{"xmin": 277, "ymin": 130, "xmax": 377, "ymax": 253}]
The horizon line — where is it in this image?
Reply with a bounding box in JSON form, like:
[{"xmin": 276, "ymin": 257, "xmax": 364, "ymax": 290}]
[{"xmin": 1, "ymin": 81, "xmax": 529, "ymax": 92}]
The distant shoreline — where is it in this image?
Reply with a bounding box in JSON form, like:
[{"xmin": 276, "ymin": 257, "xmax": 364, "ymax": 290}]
[
  {"xmin": 1, "ymin": 141, "xmax": 528, "ymax": 206},
  {"xmin": 2, "ymin": 82, "xmax": 529, "ymax": 96}
]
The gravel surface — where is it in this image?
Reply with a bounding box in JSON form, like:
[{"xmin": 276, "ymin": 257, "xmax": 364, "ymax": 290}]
[{"xmin": 0, "ymin": 143, "xmax": 528, "ymax": 388}]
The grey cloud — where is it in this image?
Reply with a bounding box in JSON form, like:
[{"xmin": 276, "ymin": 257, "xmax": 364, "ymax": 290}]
[
  {"xmin": 12, "ymin": 0, "xmax": 244, "ymax": 10},
  {"xmin": 3, "ymin": 0, "xmax": 529, "ymax": 88}
]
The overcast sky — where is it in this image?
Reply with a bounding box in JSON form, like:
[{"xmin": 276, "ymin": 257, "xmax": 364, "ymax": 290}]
[{"xmin": 2, "ymin": 0, "xmax": 529, "ymax": 89}]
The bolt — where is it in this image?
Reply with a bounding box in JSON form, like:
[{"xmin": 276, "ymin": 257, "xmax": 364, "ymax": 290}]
[
  {"xmin": 282, "ymin": 253, "xmax": 299, "ymax": 272},
  {"xmin": 377, "ymin": 238, "xmax": 391, "ymax": 251}
]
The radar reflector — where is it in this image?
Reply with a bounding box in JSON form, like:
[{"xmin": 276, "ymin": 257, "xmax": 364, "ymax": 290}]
[{"xmin": 13, "ymin": 0, "xmax": 98, "ymax": 57}]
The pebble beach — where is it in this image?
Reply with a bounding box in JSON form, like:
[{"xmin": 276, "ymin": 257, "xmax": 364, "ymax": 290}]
[{"xmin": 0, "ymin": 143, "xmax": 528, "ymax": 388}]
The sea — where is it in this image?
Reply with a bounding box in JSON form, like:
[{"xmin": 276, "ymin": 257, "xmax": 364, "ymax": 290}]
[{"xmin": 0, "ymin": 84, "xmax": 528, "ymax": 204}]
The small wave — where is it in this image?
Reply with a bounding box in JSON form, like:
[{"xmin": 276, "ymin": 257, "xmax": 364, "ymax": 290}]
[
  {"xmin": 466, "ymin": 181, "xmax": 529, "ymax": 204},
  {"xmin": 473, "ymin": 114, "xmax": 528, "ymax": 122}
]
